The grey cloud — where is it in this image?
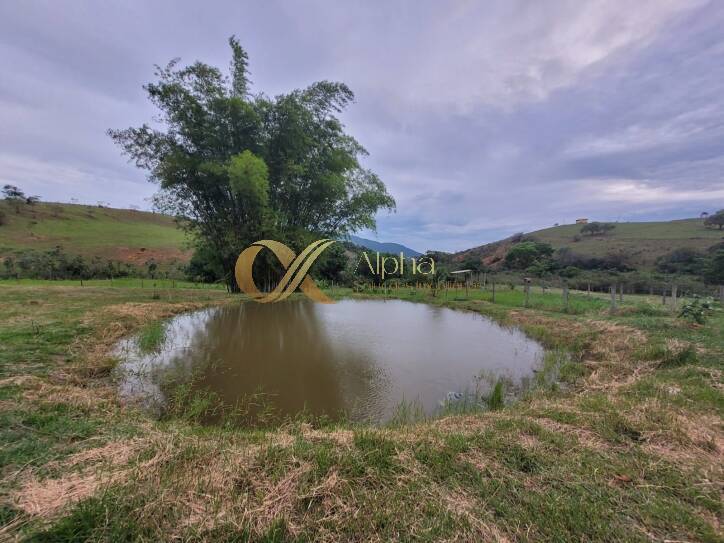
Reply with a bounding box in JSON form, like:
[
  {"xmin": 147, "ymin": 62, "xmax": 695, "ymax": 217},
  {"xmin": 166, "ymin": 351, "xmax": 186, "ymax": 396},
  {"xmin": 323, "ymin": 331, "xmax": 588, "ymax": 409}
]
[{"xmin": 1, "ymin": 0, "xmax": 723, "ymax": 252}]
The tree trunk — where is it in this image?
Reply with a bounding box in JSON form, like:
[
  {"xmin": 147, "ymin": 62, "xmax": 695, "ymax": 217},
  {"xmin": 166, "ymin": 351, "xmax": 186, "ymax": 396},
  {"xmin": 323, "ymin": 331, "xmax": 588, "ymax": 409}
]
[{"xmin": 226, "ymin": 274, "xmax": 241, "ymax": 293}]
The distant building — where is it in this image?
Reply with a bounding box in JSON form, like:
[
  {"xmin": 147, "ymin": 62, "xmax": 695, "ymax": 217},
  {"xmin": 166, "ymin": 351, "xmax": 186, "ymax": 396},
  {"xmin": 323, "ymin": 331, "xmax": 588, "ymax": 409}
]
[{"xmin": 575, "ymin": 218, "xmax": 589, "ymax": 224}]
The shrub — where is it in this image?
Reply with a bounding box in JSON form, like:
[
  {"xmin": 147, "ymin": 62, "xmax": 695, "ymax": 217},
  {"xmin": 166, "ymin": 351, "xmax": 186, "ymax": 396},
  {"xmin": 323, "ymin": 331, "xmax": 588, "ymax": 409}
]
[
  {"xmin": 656, "ymin": 248, "xmax": 704, "ymax": 274},
  {"xmin": 505, "ymin": 241, "xmax": 554, "ymax": 270},
  {"xmin": 678, "ymin": 296, "xmax": 713, "ymax": 324},
  {"xmin": 580, "ymin": 222, "xmax": 616, "ymax": 236}
]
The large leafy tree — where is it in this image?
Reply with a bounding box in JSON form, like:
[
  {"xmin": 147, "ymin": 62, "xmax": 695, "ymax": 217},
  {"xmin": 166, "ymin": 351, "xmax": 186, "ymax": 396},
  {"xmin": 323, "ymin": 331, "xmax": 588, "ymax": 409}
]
[{"xmin": 110, "ymin": 37, "xmax": 395, "ymax": 290}]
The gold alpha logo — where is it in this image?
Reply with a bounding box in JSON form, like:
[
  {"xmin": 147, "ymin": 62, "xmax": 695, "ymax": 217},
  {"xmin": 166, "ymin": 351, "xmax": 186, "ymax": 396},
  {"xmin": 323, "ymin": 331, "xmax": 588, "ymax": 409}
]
[{"xmin": 235, "ymin": 239, "xmax": 336, "ymax": 303}]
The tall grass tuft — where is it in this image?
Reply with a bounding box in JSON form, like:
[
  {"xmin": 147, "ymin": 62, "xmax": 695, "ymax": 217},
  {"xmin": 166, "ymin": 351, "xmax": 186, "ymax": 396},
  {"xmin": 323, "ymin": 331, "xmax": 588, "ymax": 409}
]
[
  {"xmin": 487, "ymin": 380, "xmax": 505, "ymax": 410},
  {"xmin": 658, "ymin": 345, "xmax": 698, "ymax": 368},
  {"xmin": 137, "ymin": 320, "xmax": 166, "ymax": 353}
]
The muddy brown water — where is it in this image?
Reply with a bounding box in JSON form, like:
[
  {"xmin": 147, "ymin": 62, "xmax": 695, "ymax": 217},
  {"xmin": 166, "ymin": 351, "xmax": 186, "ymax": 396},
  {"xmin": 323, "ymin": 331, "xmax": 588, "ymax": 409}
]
[{"xmin": 114, "ymin": 299, "xmax": 544, "ymax": 424}]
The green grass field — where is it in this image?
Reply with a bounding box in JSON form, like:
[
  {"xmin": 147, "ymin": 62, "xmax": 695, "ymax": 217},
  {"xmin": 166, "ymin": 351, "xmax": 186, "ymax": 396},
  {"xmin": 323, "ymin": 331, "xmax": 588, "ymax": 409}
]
[
  {"xmin": 0, "ymin": 201, "xmax": 190, "ymax": 265},
  {"xmin": 0, "ymin": 282, "xmax": 721, "ymax": 541}
]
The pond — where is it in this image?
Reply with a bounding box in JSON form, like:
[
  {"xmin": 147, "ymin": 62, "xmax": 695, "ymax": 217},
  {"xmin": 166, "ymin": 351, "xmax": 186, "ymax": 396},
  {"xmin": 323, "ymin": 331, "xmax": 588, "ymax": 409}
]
[{"xmin": 114, "ymin": 299, "xmax": 544, "ymax": 424}]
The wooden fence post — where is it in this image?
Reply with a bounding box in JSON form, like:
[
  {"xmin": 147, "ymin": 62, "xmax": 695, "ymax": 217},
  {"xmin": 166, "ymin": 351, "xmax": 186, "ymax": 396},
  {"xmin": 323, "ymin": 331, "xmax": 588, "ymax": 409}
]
[
  {"xmin": 610, "ymin": 285, "xmax": 617, "ymax": 312},
  {"xmin": 524, "ymin": 281, "xmax": 530, "ymax": 308},
  {"xmin": 618, "ymin": 283, "xmax": 623, "ymax": 304},
  {"xmin": 662, "ymin": 287, "xmax": 666, "ymax": 306},
  {"xmin": 491, "ymin": 279, "xmax": 496, "ymax": 303},
  {"xmin": 719, "ymin": 285, "xmax": 724, "ymax": 305},
  {"xmin": 671, "ymin": 284, "xmax": 678, "ymax": 307},
  {"xmin": 563, "ymin": 284, "xmax": 569, "ymax": 312}
]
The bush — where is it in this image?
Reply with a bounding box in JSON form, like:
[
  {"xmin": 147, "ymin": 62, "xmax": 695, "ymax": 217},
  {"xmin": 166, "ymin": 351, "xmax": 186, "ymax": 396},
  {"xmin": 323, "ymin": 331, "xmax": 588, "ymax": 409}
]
[
  {"xmin": 704, "ymin": 246, "xmax": 724, "ymax": 284},
  {"xmin": 186, "ymin": 243, "xmax": 224, "ymax": 283},
  {"xmin": 677, "ymin": 296, "xmax": 714, "ymax": 324},
  {"xmin": 2, "ymin": 247, "xmax": 147, "ymax": 280},
  {"xmin": 580, "ymin": 222, "xmax": 616, "ymax": 236},
  {"xmin": 656, "ymin": 248, "xmax": 704, "ymax": 275},
  {"xmin": 505, "ymin": 241, "xmax": 554, "ymax": 270}
]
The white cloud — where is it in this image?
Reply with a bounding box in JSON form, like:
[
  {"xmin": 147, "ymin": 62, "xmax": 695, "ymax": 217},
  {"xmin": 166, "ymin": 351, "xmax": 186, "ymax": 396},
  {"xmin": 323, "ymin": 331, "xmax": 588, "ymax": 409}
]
[{"xmin": 579, "ymin": 178, "xmax": 724, "ymax": 203}]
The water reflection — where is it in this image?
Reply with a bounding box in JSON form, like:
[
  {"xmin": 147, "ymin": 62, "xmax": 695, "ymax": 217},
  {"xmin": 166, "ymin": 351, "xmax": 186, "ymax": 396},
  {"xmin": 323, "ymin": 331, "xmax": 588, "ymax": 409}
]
[{"xmin": 114, "ymin": 299, "xmax": 544, "ymax": 423}]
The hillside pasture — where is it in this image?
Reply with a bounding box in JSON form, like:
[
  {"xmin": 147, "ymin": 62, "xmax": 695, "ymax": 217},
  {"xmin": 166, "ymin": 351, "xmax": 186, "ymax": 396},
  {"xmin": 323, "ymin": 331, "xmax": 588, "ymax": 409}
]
[
  {"xmin": 530, "ymin": 219, "xmax": 723, "ymax": 268},
  {"xmin": 0, "ymin": 202, "xmax": 190, "ymax": 265}
]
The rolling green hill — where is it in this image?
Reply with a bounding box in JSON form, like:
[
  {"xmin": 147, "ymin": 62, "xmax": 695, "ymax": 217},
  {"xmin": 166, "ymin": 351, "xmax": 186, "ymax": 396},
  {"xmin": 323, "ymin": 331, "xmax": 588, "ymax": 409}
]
[
  {"xmin": 454, "ymin": 218, "xmax": 724, "ymax": 270},
  {"xmin": 0, "ymin": 201, "xmax": 190, "ymax": 266}
]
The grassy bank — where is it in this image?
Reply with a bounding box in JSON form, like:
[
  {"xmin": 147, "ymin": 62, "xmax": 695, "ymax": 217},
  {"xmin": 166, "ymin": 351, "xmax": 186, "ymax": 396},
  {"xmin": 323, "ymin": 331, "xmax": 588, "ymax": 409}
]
[{"xmin": 0, "ymin": 283, "xmax": 721, "ymax": 541}]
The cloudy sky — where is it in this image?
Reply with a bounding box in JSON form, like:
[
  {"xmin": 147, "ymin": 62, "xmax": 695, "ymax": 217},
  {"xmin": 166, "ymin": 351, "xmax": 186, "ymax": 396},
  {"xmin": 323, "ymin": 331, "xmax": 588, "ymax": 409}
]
[{"xmin": 1, "ymin": 1, "xmax": 723, "ymax": 252}]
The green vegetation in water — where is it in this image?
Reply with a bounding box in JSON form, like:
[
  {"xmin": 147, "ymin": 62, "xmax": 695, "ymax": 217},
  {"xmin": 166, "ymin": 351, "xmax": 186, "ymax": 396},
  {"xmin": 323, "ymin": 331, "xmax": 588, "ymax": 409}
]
[
  {"xmin": 137, "ymin": 320, "xmax": 167, "ymax": 353},
  {"xmin": 487, "ymin": 380, "xmax": 505, "ymax": 410}
]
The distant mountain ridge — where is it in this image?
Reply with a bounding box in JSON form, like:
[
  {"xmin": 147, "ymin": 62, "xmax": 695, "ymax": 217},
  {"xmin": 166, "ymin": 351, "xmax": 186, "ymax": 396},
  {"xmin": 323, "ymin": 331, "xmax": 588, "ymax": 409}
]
[{"xmin": 345, "ymin": 235, "xmax": 422, "ymax": 258}]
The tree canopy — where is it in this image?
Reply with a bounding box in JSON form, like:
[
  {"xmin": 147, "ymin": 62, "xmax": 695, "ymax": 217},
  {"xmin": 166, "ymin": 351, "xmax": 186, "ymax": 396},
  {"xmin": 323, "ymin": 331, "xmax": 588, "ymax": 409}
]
[
  {"xmin": 580, "ymin": 222, "xmax": 616, "ymax": 236},
  {"xmin": 504, "ymin": 241, "xmax": 554, "ymax": 270},
  {"xmin": 704, "ymin": 209, "xmax": 724, "ymax": 230},
  {"xmin": 109, "ymin": 37, "xmax": 395, "ymax": 290},
  {"xmin": 2, "ymin": 185, "xmax": 24, "ymax": 201}
]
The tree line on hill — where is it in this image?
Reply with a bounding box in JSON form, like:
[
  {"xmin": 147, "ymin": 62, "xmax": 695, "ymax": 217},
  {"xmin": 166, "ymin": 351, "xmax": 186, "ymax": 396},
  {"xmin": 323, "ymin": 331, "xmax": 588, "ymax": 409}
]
[{"xmin": 0, "ymin": 246, "xmax": 186, "ymax": 282}]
